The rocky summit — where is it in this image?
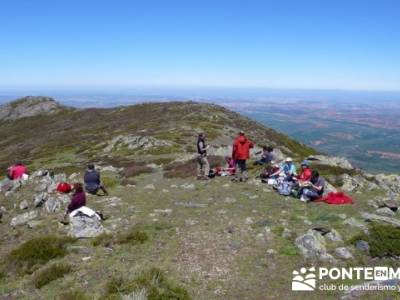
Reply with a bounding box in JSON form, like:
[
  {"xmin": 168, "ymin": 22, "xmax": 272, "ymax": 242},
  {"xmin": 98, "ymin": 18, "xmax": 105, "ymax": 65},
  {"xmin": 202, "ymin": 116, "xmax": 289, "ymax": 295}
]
[{"xmin": 1, "ymin": 97, "xmax": 400, "ymax": 300}]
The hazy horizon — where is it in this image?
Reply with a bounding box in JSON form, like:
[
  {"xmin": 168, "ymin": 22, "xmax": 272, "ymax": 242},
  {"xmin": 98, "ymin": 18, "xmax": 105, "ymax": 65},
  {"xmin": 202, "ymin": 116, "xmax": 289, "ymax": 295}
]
[{"xmin": 1, "ymin": 86, "xmax": 400, "ymax": 108}]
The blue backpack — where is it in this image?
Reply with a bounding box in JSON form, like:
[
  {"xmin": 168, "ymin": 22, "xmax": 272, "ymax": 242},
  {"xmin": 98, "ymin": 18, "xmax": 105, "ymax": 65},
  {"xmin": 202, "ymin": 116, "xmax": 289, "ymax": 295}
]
[{"xmin": 278, "ymin": 181, "xmax": 292, "ymax": 196}]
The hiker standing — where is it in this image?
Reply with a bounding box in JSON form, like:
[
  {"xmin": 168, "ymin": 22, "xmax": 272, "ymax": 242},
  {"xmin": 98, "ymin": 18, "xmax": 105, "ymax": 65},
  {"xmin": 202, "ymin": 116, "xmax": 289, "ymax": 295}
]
[
  {"xmin": 197, "ymin": 133, "xmax": 210, "ymax": 180},
  {"xmin": 232, "ymin": 131, "xmax": 254, "ymax": 182}
]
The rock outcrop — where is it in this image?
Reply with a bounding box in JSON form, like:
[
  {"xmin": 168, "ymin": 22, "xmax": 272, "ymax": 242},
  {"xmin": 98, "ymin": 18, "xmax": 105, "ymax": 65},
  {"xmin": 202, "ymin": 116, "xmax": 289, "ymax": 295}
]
[{"xmin": 0, "ymin": 96, "xmax": 64, "ymax": 121}]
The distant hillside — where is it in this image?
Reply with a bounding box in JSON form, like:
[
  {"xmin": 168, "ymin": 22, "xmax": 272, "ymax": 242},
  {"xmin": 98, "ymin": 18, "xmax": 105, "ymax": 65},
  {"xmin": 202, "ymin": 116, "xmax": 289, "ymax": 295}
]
[
  {"xmin": 0, "ymin": 97, "xmax": 317, "ymax": 172},
  {"xmin": 0, "ymin": 96, "xmax": 66, "ymax": 122}
]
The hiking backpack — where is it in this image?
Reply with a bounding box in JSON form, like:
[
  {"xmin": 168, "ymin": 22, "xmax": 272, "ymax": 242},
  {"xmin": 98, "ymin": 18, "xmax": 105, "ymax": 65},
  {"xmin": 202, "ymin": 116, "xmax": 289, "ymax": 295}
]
[
  {"xmin": 57, "ymin": 182, "xmax": 72, "ymax": 193},
  {"xmin": 277, "ymin": 181, "xmax": 292, "ymax": 196}
]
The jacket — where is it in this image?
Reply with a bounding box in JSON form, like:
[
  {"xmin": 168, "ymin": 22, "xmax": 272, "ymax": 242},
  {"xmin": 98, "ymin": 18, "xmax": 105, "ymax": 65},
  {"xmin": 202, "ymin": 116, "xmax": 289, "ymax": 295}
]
[
  {"xmin": 67, "ymin": 191, "xmax": 86, "ymax": 213},
  {"xmin": 232, "ymin": 135, "xmax": 254, "ymax": 160},
  {"xmin": 298, "ymin": 167, "xmax": 312, "ymax": 182},
  {"xmin": 84, "ymin": 170, "xmax": 100, "ymax": 192},
  {"xmin": 9, "ymin": 165, "xmax": 27, "ymax": 180}
]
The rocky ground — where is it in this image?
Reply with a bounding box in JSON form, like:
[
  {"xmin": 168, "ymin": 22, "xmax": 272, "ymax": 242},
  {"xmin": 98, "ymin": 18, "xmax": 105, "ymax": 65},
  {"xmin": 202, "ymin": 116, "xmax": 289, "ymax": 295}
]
[
  {"xmin": 1, "ymin": 97, "xmax": 400, "ymax": 300},
  {"xmin": 1, "ymin": 156, "xmax": 400, "ymax": 299}
]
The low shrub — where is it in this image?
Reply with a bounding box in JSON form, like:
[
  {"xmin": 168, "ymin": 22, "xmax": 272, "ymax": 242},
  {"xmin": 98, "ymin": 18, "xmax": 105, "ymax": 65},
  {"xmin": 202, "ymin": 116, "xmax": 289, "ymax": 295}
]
[
  {"xmin": 350, "ymin": 224, "xmax": 400, "ymax": 257},
  {"xmin": 152, "ymin": 157, "xmax": 175, "ymax": 166},
  {"xmin": 57, "ymin": 290, "xmax": 90, "ymax": 300},
  {"xmin": 105, "ymin": 268, "xmax": 190, "ymax": 300},
  {"xmin": 122, "ymin": 162, "xmax": 153, "ymax": 178},
  {"xmin": 33, "ymin": 263, "xmax": 72, "ymax": 288},
  {"xmin": 92, "ymin": 229, "xmax": 149, "ymax": 247},
  {"xmin": 163, "ymin": 159, "xmax": 196, "ymax": 178},
  {"xmin": 8, "ymin": 235, "xmax": 75, "ymax": 273},
  {"xmin": 102, "ymin": 176, "xmax": 120, "ymax": 189},
  {"xmin": 117, "ymin": 229, "xmax": 149, "ymax": 245},
  {"xmin": 91, "ymin": 233, "xmax": 114, "ymax": 247}
]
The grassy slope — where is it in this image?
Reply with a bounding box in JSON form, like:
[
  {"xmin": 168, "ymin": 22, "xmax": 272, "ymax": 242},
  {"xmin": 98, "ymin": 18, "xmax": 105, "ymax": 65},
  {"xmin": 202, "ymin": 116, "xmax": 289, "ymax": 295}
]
[
  {"xmin": 0, "ymin": 167, "xmax": 395, "ymax": 299},
  {"xmin": 0, "ymin": 102, "xmax": 317, "ymax": 172}
]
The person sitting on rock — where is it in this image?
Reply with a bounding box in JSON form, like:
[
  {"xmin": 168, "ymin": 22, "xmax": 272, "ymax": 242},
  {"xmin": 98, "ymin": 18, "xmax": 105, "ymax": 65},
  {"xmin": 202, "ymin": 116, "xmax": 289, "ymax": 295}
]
[
  {"xmin": 64, "ymin": 183, "xmax": 86, "ymax": 217},
  {"xmin": 232, "ymin": 131, "xmax": 254, "ymax": 182},
  {"xmin": 7, "ymin": 160, "xmax": 28, "ymax": 180},
  {"xmin": 62, "ymin": 183, "xmax": 105, "ymax": 224},
  {"xmin": 299, "ymin": 170, "xmax": 325, "ymax": 202},
  {"xmin": 254, "ymin": 146, "xmax": 275, "ymax": 165},
  {"xmin": 84, "ymin": 164, "xmax": 108, "ymax": 195}
]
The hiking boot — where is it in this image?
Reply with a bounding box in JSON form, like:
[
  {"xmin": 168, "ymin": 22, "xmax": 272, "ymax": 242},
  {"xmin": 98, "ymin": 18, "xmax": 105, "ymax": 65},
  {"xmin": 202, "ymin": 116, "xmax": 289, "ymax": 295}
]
[{"xmin": 300, "ymin": 195, "xmax": 310, "ymax": 202}]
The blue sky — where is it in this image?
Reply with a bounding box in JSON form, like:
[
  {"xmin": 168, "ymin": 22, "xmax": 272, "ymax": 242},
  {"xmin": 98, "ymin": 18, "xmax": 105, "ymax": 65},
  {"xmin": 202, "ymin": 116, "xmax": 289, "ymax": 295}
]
[{"xmin": 0, "ymin": 0, "xmax": 399, "ymax": 91}]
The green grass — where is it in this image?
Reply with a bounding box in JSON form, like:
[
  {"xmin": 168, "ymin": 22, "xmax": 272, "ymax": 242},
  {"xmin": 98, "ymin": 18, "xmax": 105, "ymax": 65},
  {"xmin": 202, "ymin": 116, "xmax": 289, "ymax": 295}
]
[
  {"xmin": 350, "ymin": 224, "xmax": 400, "ymax": 257},
  {"xmin": 33, "ymin": 263, "xmax": 72, "ymax": 288},
  {"xmin": 105, "ymin": 268, "xmax": 190, "ymax": 300},
  {"xmin": 116, "ymin": 229, "xmax": 149, "ymax": 245},
  {"xmin": 91, "ymin": 229, "xmax": 149, "ymax": 247},
  {"xmin": 56, "ymin": 290, "xmax": 90, "ymax": 300},
  {"xmin": 91, "ymin": 232, "xmax": 114, "ymax": 247},
  {"xmin": 7, "ymin": 235, "xmax": 75, "ymax": 273},
  {"xmin": 163, "ymin": 160, "xmax": 196, "ymax": 179}
]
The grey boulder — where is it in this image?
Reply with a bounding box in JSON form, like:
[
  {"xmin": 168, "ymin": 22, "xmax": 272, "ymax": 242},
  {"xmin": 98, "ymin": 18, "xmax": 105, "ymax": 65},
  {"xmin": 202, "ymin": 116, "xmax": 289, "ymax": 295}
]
[
  {"xmin": 10, "ymin": 210, "xmax": 38, "ymax": 227},
  {"xmin": 69, "ymin": 214, "xmax": 104, "ymax": 238}
]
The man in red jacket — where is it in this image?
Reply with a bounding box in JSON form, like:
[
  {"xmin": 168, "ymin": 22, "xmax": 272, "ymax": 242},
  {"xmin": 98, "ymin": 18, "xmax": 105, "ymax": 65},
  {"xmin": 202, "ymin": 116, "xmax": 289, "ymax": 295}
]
[{"xmin": 232, "ymin": 131, "xmax": 254, "ymax": 182}]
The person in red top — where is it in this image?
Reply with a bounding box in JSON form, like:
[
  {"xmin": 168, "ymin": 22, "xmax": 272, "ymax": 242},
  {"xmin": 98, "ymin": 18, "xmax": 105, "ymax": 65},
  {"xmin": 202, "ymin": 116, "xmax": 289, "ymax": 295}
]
[
  {"xmin": 8, "ymin": 161, "xmax": 28, "ymax": 180},
  {"xmin": 297, "ymin": 160, "xmax": 313, "ymax": 183},
  {"xmin": 232, "ymin": 131, "xmax": 254, "ymax": 182},
  {"xmin": 292, "ymin": 160, "xmax": 313, "ymax": 196}
]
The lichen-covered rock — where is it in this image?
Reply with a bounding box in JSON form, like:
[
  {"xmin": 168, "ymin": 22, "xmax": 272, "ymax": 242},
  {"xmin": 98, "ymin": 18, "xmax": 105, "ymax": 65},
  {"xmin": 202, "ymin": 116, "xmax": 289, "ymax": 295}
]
[
  {"xmin": 19, "ymin": 200, "xmax": 29, "ymax": 210},
  {"xmin": 0, "ymin": 96, "xmax": 63, "ymax": 121},
  {"xmin": 340, "ymin": 174, "xmax": 367, "ymax": 192},
  {"xmin": 361, "ymin": 212, "xmax": 400, "ymax": 227},
  {"xmin": 45, "ymin": 196, "xmax": 62, "ymax": 213},
  {"xmin": 295, "ymin": 229, "xmax": 331, "ymax": 259},
  {"xmin": 325, "ymin": 229, "xmax": 343, "ymax": 242},
  {"xmin": 376, "ymin": 207, "xmax": 396, "ymax": 217},
  {"xmin": 104, "ymin": 135, "xmax": 172, "ymax": 152},
  {"xmin": 312, "ymin": 155, "xmax": 353, "ymax": 169},
  {"xmin": 69, "ymin": 214, "xmax": 104, "ymax": 238},
  {"xmin": 10, "ymin": 210, "xmax": 38, "ymax": 227},
  {"xmin": 355, "ymin": 240, "xmax": 370, "ymax": 253},
  {"xmin": 33, "ymin": 192, "xmax": 48, "ymax": 207},
  {"xmin": 334, "ymin": 247, "xmax": 353, "ymax": 260},
  {"xmin": 375, "ymin": 174, "xmax": 400, "ymax": 193}
]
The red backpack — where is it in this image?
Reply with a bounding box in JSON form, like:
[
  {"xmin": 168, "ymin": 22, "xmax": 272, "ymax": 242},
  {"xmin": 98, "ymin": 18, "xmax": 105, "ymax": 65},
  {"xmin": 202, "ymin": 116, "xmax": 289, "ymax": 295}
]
[{"xmin": 57, "ymin": 182, "xmax": 72, "ymax": 193}]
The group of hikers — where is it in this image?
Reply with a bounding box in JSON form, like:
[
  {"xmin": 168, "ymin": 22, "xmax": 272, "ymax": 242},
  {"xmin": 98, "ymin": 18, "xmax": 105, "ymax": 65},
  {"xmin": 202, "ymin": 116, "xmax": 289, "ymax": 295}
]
[
  {"xmin": 4, "ymin": 161, "xmax": 108, "ymax": 221},
  {"xmin": 197, "ymin": 131, "xmax": 326, "ymax": 202},
  {"xmin": 2, "ymin": 131, "xmax": 327, "ymax": 223}
]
